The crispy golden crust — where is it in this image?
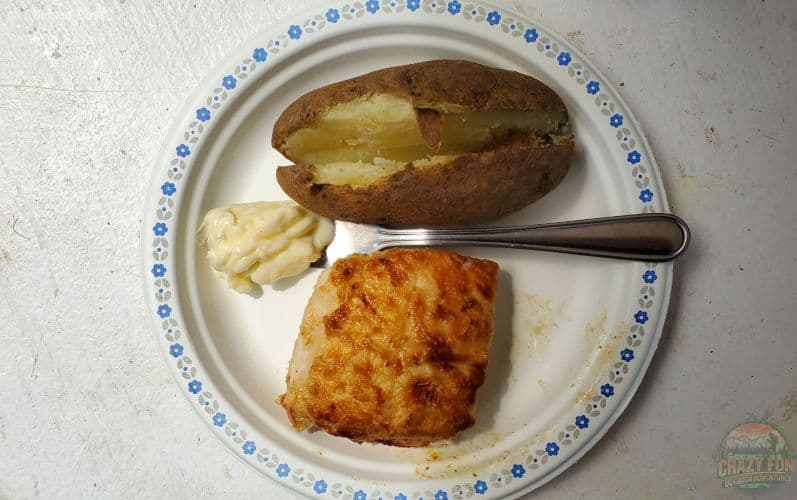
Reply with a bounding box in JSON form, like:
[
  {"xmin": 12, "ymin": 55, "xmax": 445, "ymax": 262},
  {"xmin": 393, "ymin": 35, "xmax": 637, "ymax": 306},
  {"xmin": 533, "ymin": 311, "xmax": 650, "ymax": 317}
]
[
  {"xmin": 272, "ymin": 59, "xmax": 567, "ymax": 154},
  {"xmin": 279, "ymin": 248, "xmax": 499, "ymax": 447},
  {"xmin": 276, "ymin": 135, "xmax": 574, "ymax": 226}
]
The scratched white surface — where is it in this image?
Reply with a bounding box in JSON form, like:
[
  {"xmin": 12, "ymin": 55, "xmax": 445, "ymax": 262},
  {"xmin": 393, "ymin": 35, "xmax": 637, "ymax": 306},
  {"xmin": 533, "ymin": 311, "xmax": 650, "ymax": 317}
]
[{"xmin": 1, "ymin": 1, "xmax": 796, "ymax": 499}]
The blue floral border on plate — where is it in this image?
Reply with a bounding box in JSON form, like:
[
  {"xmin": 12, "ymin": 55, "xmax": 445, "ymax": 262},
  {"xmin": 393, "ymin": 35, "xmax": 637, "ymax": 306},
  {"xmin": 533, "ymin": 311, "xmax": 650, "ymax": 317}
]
[{"xmin": 147, "ymin": 1, "xmax": 663, "ymax": 498}]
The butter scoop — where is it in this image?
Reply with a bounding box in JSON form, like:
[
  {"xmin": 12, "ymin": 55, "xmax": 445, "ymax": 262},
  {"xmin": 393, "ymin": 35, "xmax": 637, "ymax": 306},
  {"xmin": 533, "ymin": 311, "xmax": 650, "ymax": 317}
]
[{"xmin": 200, "ymin": 201, "xmax": 334, "ymax": 292}]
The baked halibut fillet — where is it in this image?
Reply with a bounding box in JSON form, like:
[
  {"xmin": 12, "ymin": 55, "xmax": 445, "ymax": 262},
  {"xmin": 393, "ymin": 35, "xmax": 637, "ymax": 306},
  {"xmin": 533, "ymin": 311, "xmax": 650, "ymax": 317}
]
[{"xmin": 279, "ymin": 248, "xmax": 499, "ymax": 446}]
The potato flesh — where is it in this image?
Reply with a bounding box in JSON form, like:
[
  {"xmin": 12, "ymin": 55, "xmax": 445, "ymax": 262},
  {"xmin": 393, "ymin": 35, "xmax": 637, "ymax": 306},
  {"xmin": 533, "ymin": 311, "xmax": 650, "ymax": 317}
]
[
  {"xmin": 281, "ymin": 93, "xmax": 566, "ymax": 185},
  {"xmin": 283, "ymin": 95, "xmax": 428, "ymax": 164},
  {"xmin": 314, "ymin": 155, "xmax": 459, "ymax": 187},
  {"xmin": 436, "ymin": 108, "xmax": 564, "ymax": 155}
]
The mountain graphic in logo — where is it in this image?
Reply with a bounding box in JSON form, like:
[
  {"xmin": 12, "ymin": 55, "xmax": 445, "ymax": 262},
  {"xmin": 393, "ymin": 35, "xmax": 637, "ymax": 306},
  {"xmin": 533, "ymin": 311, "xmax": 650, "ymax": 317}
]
[{"xmin": 718, "ymin": 422, "xmax": 794, "ymax": 489}]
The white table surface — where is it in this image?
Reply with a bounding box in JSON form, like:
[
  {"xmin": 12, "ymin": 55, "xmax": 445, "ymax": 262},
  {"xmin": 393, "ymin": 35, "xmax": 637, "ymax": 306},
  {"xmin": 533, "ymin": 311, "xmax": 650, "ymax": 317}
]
[{"xmin": 1, "ymin": 1, "xmax": 795, "ymax": 498}]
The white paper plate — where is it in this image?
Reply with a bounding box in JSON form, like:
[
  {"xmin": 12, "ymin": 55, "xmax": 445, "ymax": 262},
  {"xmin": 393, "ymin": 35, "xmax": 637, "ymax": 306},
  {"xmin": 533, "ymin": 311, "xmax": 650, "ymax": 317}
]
[{"xmin": 142, "ymin": 1, "xmax": 672, "ymax": 498}]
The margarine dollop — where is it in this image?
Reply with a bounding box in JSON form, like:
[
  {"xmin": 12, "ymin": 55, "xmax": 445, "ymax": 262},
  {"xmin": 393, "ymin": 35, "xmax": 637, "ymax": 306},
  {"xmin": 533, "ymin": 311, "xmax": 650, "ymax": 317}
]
[{"xmin": 200, "ymin": 201, "xmax": 334, "ymax": 292}]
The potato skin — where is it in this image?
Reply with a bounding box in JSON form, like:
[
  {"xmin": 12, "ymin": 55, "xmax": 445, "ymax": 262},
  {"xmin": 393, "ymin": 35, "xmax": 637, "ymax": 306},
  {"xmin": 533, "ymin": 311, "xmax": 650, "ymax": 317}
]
[
  {"xmin": 276, "ymin": 135, "xmax": 574, "ymax": 226},
  {"xmin": 272, "ymin": 59, "xmax": 567, "ymax": 156}
]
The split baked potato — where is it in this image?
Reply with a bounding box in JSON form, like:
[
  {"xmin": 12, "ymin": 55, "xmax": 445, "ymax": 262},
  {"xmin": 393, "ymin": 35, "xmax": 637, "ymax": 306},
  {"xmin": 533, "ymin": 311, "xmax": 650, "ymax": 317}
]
[{"xmin": 273, "ymin": 60, "xmax": 574, "ymax": 226}]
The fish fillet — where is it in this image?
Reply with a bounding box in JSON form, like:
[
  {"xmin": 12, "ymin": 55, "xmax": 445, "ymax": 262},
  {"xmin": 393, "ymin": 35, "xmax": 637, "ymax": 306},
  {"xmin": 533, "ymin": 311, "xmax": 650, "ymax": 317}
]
[{"xmin": 280, "ymin": 247, "xmax": 498, "ymax": 446}]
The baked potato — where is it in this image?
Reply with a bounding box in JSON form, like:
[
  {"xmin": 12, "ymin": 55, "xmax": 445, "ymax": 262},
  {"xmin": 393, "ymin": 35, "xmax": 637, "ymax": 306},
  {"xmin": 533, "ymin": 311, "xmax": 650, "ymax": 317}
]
[{"xmin": 273, "ymin": 60, "xmax": 574, "ymax": 226}]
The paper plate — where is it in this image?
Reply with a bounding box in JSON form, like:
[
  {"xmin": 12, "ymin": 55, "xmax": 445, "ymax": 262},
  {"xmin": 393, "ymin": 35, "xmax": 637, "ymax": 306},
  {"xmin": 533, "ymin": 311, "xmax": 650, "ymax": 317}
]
[{"xmin": 142, "ymin": 1, "xmax": 672, "ymax": 498}]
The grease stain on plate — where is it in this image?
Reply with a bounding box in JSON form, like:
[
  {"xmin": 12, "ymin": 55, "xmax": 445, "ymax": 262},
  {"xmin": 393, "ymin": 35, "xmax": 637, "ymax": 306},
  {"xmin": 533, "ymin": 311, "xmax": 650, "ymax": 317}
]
[
  {"xmin": 585, "ymin": 311, "xmax": 608, "ymax": 341},
  {"xmin": 514, "ymin": 291, "xmax": 568, "ymax": 359},
  {"xmin": 578, "ymin": 312, "xmax": 632, "ymax": 398},
  {"xmin": 403, "ymin": 429, "xmax": 509, "ymax": 479}
]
